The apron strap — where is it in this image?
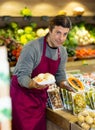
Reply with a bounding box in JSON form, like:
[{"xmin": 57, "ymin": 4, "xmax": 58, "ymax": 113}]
[{"xmin": 43, "ymin": 36, "xmax": 47, "ymax": 56}]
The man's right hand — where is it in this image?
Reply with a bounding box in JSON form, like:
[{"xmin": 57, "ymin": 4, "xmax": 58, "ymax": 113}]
[{"xmin": 29, "ymin": 79, "xmax": 48, "ymax": 89}]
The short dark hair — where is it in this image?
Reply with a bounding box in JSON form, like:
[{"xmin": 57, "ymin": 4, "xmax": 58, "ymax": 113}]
[{"xmin": 49, "ymin": 15, "xmax": 72, "ymax": 31}]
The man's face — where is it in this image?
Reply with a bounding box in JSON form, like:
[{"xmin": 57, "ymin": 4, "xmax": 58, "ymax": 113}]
[{"xmin": 49, "ymin": 26, "xmax": 70, "ymax": 48}]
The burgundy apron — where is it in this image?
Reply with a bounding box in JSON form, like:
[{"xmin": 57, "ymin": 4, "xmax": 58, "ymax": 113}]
[{"xmin": 10, "ymin": 36, "xmax": 61, "ymax": 130}]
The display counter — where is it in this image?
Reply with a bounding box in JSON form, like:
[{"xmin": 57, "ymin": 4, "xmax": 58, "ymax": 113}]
[
  {"xmin": 46, "ymin": 108, "xmax": 82, "ymax": 130},
  {"xmin": 46, "ymin": 59, "xmax": 95, "ymax": 130},
  {"xmin": 66, "ymin": 59, "xmax": 95, "ymax": 73}
]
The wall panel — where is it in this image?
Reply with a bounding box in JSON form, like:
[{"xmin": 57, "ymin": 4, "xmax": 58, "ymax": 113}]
[{"xmin": 0, "ymin": 0, "xmax": 94, "ymax": 16}]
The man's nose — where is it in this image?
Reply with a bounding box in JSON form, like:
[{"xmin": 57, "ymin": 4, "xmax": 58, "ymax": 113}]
[{"xmin": 60, "ymin": 35, "xmax": 66, "ymax": 41}]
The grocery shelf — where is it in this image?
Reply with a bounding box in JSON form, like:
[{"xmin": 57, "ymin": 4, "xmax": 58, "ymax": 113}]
[{"xmin": 0, "ymin": 16, "xmax": 95, "ymax": 28}]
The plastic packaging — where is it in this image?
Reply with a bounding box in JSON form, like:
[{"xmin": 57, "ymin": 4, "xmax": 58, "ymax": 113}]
[{"xmin": 0, "ymin": 46, "xmax": 12, "ymax": 130}]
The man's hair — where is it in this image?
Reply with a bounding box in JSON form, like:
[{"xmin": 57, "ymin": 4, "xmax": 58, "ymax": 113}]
[{"xmin": 49, "ymin": 15, "xmax": 72, "ymax": 31}]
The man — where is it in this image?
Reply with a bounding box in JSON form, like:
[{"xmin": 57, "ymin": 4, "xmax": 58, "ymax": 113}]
[{"xmin": 10, "ymin": 15, "xmax": 72, "ymax": 130}]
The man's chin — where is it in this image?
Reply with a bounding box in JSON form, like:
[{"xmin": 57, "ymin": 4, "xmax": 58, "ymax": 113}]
[{"xmin": 57, "ymin": 44, "xmax": 62, "ymax": 47}]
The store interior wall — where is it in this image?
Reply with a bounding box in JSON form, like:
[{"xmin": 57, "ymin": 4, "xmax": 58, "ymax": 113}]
[{"xmin": 0, "ymin": 0, "xmax": 95, "ymax": 16}]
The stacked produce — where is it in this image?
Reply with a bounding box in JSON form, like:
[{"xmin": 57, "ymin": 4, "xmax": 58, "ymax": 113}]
[
  {"xmin": 0, "ymin": 20, "xmax": 95, "ymax": 63},
  {"xmin": 47, "ymin": 87, "xmax": 63, "ymax": 110},
  {"xmin": 33, "ymin": 73, "xmax": 63, "ymax": 110},
  {"xmin": 85, "ymin": 88, "xmax": 95, "ymax": 109},
  {"xmin": 65, "ymin": 22, "xmax": 95, "ymax": 46},
  {"xmin": 77, "ymin": 109, "xmax": 95, "ymax": 129},
  {"xmin": 0, "ymin": 22, "xmax": 37, "ymax": 45},
  {"xmin": 43, "ymin": 71, "xmax": 95, "ymax": 129},
  {"xmin": 0, "ymin": 22, "xmax": 49, "ymax": 65},
  {"xmin": 61, "ymin": 88, "xmax": 73, "ymax": 110},
  {"xmin": 60, "ymin": 72, "xmax": 95, "ymax": 130},
  {"xmin": 20, "ymin": 7, "xmax": 32, "ymax": 17},
  {"xmin": 61, "ymin": 89, "xmax": 87, "ymax": 114},
  {"xmin": 76, "ymin": 48, "xmax": 95, "ymax": 59},
  {"xmin": 0, "ymin": 21, "xmax": 49, "ymax": 45},
  {"xmin": 60, "ymin": 87, "xmax": 95, "ymax": 129},
  {"xmin": 74, "ymin": 25, "xmax": 94, "ymax": 45},
  {"xmin": 47, "ymin": 71, "xmax": 95, "ymax": 112},
  {"xmin": 73, "ymin": 7, "xmax": 85, "ymax": 16},
  {"xmin": 64, "ymin": 22, "xmax": 95, "ymax": 58},
  {"xmin": 0, "ymin": 37, "xmax": 22, "ymax": 65}
]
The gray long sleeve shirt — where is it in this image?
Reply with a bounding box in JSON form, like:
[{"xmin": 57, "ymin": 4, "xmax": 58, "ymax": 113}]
[{"xmin": 13, "ymin": 36, "xmax": 68, "ymax": 88}]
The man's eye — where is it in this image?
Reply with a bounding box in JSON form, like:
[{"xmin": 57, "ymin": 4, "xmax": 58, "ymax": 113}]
[
  {"xmin": 64, "ymin": 33, "xmax": 67, "ymax": 36},
  {"xmin": 56, "ymin": 31, "xmax": 60, "ymax": 34},
  {"xmin": 56, "ymin": 31, "xmax": 59, "ymax": 33},
  {"xmin": 64, "ymin": 33, "xmax": 68, "ymax": 36}
]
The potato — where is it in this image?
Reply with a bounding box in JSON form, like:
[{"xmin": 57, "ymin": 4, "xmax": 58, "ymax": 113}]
[
  {"xmin": 93, "ymin": 118, "xmax": 95, "ymax": 124},
  {"xmin": 91, "ymin": 124, "xmax": 95, "ymax": 129},
  {"xmin": 77, "ymin": 121, "xmax": 82, "ymax": 126},
  {"xmin": 78, "ymin": 115, "xmax": 85, "ymax": 123},
  {"xmin": 85, "ymin": 115, "xmax": 93, "ymax": 125},
  {"xmin": 80, "ymin": 110, "xmax": 89, "ymax": 117},
  {"xmin": 81, "ymin": 122, "xmax": 90, "ymax": 130},
  {"xmin": 89, "ymin": 112, "xmax": 95, "ymax": 118}
]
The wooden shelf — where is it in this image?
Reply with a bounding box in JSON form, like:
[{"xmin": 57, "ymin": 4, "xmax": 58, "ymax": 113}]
[
  {"xmin": 0, "ymin": 16, "xmax": 95, "ymax": 28},
  {"xmin": 46, "ymin": 108, "xmax": 83, "ymax": 130}
]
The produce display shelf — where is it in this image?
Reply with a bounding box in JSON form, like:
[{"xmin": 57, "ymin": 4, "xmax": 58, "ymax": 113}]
[{"xmin": 46, "ymin": 108, "xmax": 83, "ymax": 130}]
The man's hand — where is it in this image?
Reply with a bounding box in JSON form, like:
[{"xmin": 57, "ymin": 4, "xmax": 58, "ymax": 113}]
[
  {"xmin": 29, "ymin": 79, "xmax": 48, "ymax": 89},
  {"xmin": 59, "ymin": 80, "xmax": 76, "ymax": 92}
]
